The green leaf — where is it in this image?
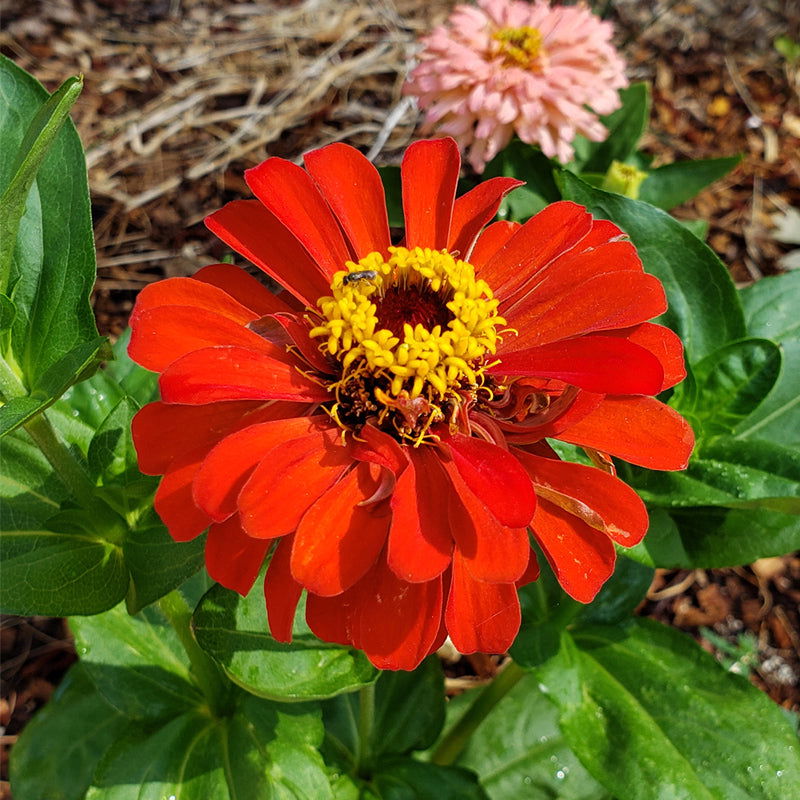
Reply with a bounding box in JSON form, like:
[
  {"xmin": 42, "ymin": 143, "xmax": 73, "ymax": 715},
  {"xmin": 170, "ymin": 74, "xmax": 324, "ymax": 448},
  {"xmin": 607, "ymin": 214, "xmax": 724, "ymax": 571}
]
[
  {"xmin": 639, "ymin": 156, "xmax": 741, "ymax": 210},
  {"xmin": 572, "ymin": 83, "xmax": 649, "ymax": 173},
  {"xmin": 483, "ymin": 140, "xmax": 560, "ymax": 222},
  {"xmin": 372, "ymin": 757, "xmax": 488, "ymax": 800},
  {"xmin": 668, "ymin": 507, "xmax": 800, "ymax": 568},
  {"xmin": 538, "ymin": 620, "xmax": 800, "ymax": 800},
  {"xmin": 0, "ymin": 56, "xmax": 102, "ymax": 389},
  {"xmin": 103, "ymin": 327, "xmax": 159, "ymax": 406},
  {"xmin": 629, "ymin": 436, "xmax": 800, "ymax": 512},
  {"xmin": 0, "ymin": 506, "xmax": 128, "ymax": 615},
  {"xmin": 678, "ymin": 218, "xmax": 710, "ymax": 239},
  {"xmin": 0, "ymin": 426, "xmax": 66, "ymax": 524},
  {"xmin": 86, "ymin": 690, "xmax": 332, "ymax": 800},
  {"xmin": 557, "ymin": 171, "xmax": 746, "ymax": 361},
  {"xmin": 70, "ymin": 601, "xmax": 203, "ymax": 719},
  {"xmin": 9, "ymin": 665, "xmax": 130, "ymax": 800},
  {"xmin": 324, "ymin": 657, "xmax": 445, "ymax": 769},
  {"xmin": 0, "ymin": 292, "xmax": 15, "ymax": 330},
  {"xmin": 672, "ymin": 338, "xmax": 782, "ymax": 440},
  {"xmin": 193, "ymin": 582, "xmax": 376, "ymax": 701},
  {"xmin": 123, "ymin": 512, "xmax": 205, "ymax": 614},
  {"xmin": 735, "ymin": 272, "xmax": 800, "ymax": 447},
  {"xmin": 0, "ymin": 70, "xmax": 82, "ymax": 291},
  {"xmin": 451, "ymin": 674, "xmax": 608, "ymax": 799},
  {"xmin": 378, "ymin": 166, "xmax": 403, "ymax": 228},
  {"xmin": 0, "ymin": 337, "xmax": 110, "ymax": 437},
  {"xmin": 578, "ymin": 555, "xmax": 654, "ymax": 626}
]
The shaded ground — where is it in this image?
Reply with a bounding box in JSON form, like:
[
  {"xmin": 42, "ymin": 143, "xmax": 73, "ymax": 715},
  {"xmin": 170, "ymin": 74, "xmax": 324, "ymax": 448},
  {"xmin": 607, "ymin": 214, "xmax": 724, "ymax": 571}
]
[{"xmin": 1, "ymin": 0, "xmax": 799, "ymax": 794}]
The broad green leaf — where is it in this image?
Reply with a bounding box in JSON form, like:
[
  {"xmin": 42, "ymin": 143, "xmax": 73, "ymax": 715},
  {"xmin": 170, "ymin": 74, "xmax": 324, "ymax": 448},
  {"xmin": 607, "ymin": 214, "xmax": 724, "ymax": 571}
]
[
  {"xmin": 538, "ymin": 620, "xmax": 800, "ymax": 800},
  {"xmin": 70, "ymin": 601, "xmax": 202, "ymax": 719},
  {"xmin": 668, "ymin": 506, "xmax": 800, "ymax": 568},
  {"xmin": 104, "ymin": 327, "xmax": 159, "ymax": 405},
  {"xmin": 678, "ymin": 218, "xmax": 710, "ymax": 239},
  {"xmin": 483, "ymin": 140, "xmax": 560, "ymax": 222},
  {"xmin": 372, "ymin": 757, "xmax": 488, "ymax": 800},
  {"xmin": 578, "ymin": 555, "xmax": 654, "ymax": 626},
  {"xmin": 0, "ymin": 507, "xmax": 127, "ymax": 615},
  {"xmin": 452, "ymin": 674, "xmax": 609, "ymax": 799},
  {"xmin": 0, "ymin": 292, "xmax": 15, "ymax": 330},
  {"xmin": 378, "ymin": 166, "xmax": 403, "ymax": 228},
  {"xmin": 9, "ymin": 665, "xmax": 130, "ymax": 800},
  {"xmin": 123, "ymin": 513, "xmax": 205, "ymax": 615},
  {"xmin": 627, "ymin": 506, "xmax": 800, "ymax": 570},
  {"xmin": 0, "ymin": 426, "xmax": 66, "ymax": 524},
  {"xmin": 85, "ymin": 690, "xmax": 331, "ymax": 800},
  {"xmin": 629, "ymin": 436, "xmax": 800, "ymax": 512},
  {"xmin": 0, "ymin": 56, "xmax": 102, "ymax": 389},
  {"xmin": 672, "ymin": 338, "xmax": 782, "ymax": 441},
  {"xmin": 639, "ymin": 156, "xmax": 741, "ymax": 210},
  {"xmin": 572, "ymin": 83, "xmax": 649, "ymax": 173},
  {"xmin": 0, "ymin": 71, "xmax": 82, "ymax": 290},
  {"xmin": 324, "ymin": 657, "xmax": 445, "ymax": 768},
  {"xmin": 193, "ymin": 582, "xmax": 376, "ymax": 701},
  {"xmin": 735, "ymin": 272, "xmax": 800, "ymax": 446},
  {"xmin": 557, "ymin": 171, "xmax": 746, "ymax": 362},
  {"xmin": 88, "ymin": 396, "xmax": 140, "ymax": 481},
  {"xmin": 0, "ymin": 337, "xmax": 110, "ymax": 437}
]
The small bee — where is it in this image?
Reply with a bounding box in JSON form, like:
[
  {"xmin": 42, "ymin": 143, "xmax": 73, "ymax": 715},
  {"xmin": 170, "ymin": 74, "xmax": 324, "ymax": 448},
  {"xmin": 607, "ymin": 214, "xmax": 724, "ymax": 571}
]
[{"xmin": 343, "ymin": 269, "xmax": 378, "ymax": 285}]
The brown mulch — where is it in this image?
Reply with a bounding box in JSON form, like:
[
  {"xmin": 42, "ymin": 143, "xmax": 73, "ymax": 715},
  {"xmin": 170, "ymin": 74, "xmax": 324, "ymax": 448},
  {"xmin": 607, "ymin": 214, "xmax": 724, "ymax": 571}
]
[{"xmin": 1, "ymin": 0, "xmax": 799, "ymax": 796}]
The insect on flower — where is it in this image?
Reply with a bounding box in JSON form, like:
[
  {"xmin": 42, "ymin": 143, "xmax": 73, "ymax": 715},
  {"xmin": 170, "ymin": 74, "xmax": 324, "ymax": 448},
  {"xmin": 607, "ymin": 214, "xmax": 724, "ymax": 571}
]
[{"xmin": 128, "ymin": 138, "xmax": 693, "ymax": 671}]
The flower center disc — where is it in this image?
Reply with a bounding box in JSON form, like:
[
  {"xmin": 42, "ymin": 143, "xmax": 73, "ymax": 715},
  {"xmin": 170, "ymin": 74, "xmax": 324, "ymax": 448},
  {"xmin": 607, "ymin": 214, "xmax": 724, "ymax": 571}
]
[
  {"xmin": 310, "ymin": 246, "xmax": 506, "ymax": 443},
  {"xmin": 493, "ymin": 25, "xmax": 544, "ymax": 69}
]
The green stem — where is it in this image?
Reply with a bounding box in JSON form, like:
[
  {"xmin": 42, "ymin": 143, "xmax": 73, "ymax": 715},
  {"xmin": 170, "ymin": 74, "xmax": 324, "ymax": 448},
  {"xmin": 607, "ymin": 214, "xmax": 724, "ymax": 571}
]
[
  {"xmin": 24, "ymin": 413, "xmax": 97, "ymax": 507},
  {"xmin": 159, "ymin": 589, "xmax": 232, "ymax": 717},
  {"xmin": 354, "ymin": 681, "xmax": 377, "ymax": 777},
  {"xmin": 0, "ymin": 353, "xmax": 96, "ymax": 507},
  {"xmin": 431, "ymin": 660, "xmax": 526, "ymax": 766}
]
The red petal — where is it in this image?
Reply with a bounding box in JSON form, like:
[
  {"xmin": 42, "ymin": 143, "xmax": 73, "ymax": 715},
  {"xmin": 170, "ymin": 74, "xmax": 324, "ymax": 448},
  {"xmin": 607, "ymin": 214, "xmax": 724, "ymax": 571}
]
[
  {"xmin": 194, "ymin": 415, "xmax": 331, "ymax": 521},
  {"xmin": 351, "ymin": 424, "xmax": 409, "ymax": 476},
  {"xmin": 154, "ymin": 449, "xmax": 212, "ymax": 541},
  {"xmin": 481, "ymin": 202, "xmax": 592, "ymax": 297},
  {"xmin": 132, "ymin": 400, "xmax": 268, "ymax": 475},
  {"xmin": 579, "ymin": 218, "xmax": 629, "ymax": 248},
  {"xmin": 448, "ymin": 481, "xmax": 530, "ymax": 582},
  {"xmin": 238, "ymin": 430, "xmax": 351, "ymax": 539},
  {"xmin": 192, "ymin": 263, "xmax": 295, "ymax": 316},
  {"xmin": 531, "ymin": 497, "xmax": 616, "ymax": 603},
  {"xmin": 244, "ymin": 158, "xmax": 352, "ymax": 277},
  {"xmin": 514, "ymin": 449, "xmax": 649, "ymax": 546},
  {"xmin": 502, "ymin": 240, "xmax": 643, "ymax": 314},
  {"xmin": 557, "ymin": 396, "xmax": 695, "ymax": 470},
  {"xmin": 269, "ymin": 312, "xmax": 335, "ymax": 374},
  {"xmin": 443, "ymin": 434, "xmax": 536, "ymax": 528},
  {"xmin": 448, "ymin": 177, "xmax": 524, "ymax": 259},
  {"xmin": 493, "ymin": 335, "xmax": 665, "ymax": 395},
  {"xmin": 349, "ymin": 558, "xmax": 443, "ymax": 670},
  {"xmin": 159, "ymin": 346, "xmax": 329, "ymax": 404},
  {"xmin": 205, "ymin": 515, "xmax": 270, "ymax": 596},
  {"xmin": 291, "ymin": 463, "xmax": 391, "ymax": 596},
  {"xmin": 304, "ymin": 143, "xmax": 391, "ymax": 259},
  {"xmin": 445, "ymin": 551, "xmax": 521, "ymax": 655},
  {"xmin": 515, "ymin": 549, "xmax": 540, "ymax": 588},
  {"xmin": 264, "ymin": 536, "xmax": 303, "ymax": 642},
  {"xmin": 305, "ymin": 589, "xmax": 356, "ymax": 647},
  {"xmin": 506, "ymin": 272, "xmax": 668, "ymax": 351},
  {"xmin": 401, "ymin": 138, "xmax": 460, "ymax": 250},
  {"xmin": 206, "ymin": 200, "xmax": 330, "ymax": 306},
  {"xmin": 387, "ymin": 447, "xmax": 453, "ymax": 582},
  {"xmin": 130, "ymin": 276, "xmax": 258, "ymax": 326},
  {"xmin": 129, "ymin": 306, "xmax": 284, "ymax": 372},
  {"xmin": 607, "ymin": 322, "xmax": 687, "ymax": 390},
  {"xmin": 470, "ymin": 221, "xmax": 520, "ymax": 271}
]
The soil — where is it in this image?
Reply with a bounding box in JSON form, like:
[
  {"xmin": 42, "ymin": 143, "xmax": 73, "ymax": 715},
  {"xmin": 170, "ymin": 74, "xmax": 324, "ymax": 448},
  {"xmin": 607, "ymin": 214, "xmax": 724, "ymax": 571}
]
[{"xmin": 1, "ymin": 1, "xmax": 798, "ymax": 796}]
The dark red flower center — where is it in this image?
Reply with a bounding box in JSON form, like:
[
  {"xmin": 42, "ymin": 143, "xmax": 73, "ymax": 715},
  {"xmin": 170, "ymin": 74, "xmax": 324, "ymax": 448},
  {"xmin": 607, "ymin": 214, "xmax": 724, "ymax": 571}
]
[{"xmin": 373, "ymin": 284, "xmax": 454, "ymax": 338}]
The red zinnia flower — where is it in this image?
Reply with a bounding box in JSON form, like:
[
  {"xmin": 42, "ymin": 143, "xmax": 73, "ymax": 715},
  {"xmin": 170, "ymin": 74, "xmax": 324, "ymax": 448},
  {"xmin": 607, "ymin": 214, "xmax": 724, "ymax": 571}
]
[{"xmin": 129, "ymin": 138, "xmax": 693, "ymax": 670}]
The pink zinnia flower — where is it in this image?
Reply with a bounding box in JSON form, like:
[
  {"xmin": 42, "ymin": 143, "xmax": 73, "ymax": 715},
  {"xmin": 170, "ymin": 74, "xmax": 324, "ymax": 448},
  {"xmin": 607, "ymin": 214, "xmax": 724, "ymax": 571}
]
[{"xmin": 404, "ymin": 0, "xmax": 628, "ymax": 171}]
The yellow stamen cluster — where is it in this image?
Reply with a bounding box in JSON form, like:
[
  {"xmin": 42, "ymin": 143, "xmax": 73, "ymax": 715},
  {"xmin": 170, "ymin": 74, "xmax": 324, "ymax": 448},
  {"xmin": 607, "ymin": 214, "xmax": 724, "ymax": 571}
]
[
  {"xmin": 493, "ymin": 26, "xmax": 544, "ymax": 68},
  {"xmin": 309, "ymin": 246, "xmax": 505, "ymax": 431}
]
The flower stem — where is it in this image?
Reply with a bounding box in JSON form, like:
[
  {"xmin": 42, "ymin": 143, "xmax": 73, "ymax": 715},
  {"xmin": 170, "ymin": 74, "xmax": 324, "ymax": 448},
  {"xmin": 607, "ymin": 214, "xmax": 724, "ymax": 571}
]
[
  {"xmin": 430, "ymin": 659, "xmax": 526, "ymax": 766},
  {"xmin": 158, "ymin": 589, "xmax": 232, "ymax": 717},
  {"xmin": 354, "ymin": 681, "xmax": 377, "ymax": 777}
]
